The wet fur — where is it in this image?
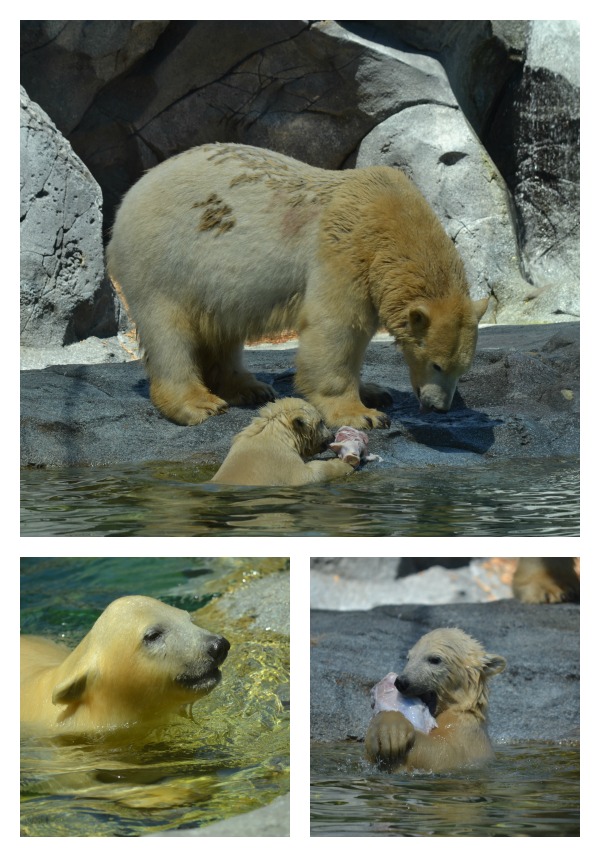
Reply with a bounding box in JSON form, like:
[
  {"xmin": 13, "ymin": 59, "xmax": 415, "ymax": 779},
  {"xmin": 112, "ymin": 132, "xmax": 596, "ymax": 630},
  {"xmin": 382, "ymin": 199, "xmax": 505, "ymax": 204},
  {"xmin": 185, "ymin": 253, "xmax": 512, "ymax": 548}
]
[
  {"xmin": 107, "ymin": 143, "xmax": 487, "ymax": 428},
  {"xmin": 365, "ymin": 628, "xmax": 506, "ymax": 772},
  {"xmin": 210, "ymin": 397, "xmax": 354, "ymax": 486}
]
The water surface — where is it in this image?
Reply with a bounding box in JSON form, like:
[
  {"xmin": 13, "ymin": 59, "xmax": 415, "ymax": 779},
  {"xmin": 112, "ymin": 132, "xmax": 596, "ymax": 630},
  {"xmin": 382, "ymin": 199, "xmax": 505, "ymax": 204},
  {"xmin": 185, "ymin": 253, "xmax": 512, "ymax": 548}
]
[
  {"xmin": 311, "ymin": 740, "xmax": 579, "ymax": 837},
  {"xmin": 20, "ymin": 457, "xmax": 578, "ymax": 536}
]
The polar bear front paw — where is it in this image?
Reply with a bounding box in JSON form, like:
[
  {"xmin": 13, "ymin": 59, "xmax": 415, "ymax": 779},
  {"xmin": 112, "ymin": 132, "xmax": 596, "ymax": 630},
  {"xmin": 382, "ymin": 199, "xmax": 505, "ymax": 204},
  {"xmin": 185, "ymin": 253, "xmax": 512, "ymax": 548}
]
[
  {"xmin": 331, "ymin": 408, "xmax": 390, "ymax": 430},
  {"xmin": 150, "ymin": 380, "xmax": 228, "ymax": 425},
  {"xmin": 365, "ymin": 711, "xmax": 416, "ymax": 766}
]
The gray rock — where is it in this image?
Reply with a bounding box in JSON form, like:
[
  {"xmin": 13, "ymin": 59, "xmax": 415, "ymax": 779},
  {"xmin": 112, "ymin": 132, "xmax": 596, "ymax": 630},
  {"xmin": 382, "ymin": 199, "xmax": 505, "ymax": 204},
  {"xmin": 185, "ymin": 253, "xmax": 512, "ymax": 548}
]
[
  {"xmin": 346, "ymin": 21, "xmax": 528, "ymax": 135},
  {"xmin": 311, "ymin": 559, "xmax": 512, "ymax": 609},
  {"xmin": 527, "ymin": 20, "xmax": 580, "ymax": 86},
  {"xmin": 20, "ymin": 87, "xmax": 121, "ymax": 346},
  {"xmin": 20, "ymin": 21, "xmax": 169, "ymax": 134},
  {"xmin": 487, "ymin": 21, "xmax": 579, "ymax": 306},
  {"xmin": 20, "ymin": 323, "xmax": 579, "ymax": 467},
  {"xmin": 310, "ymin": 600, "xmax": 579, "ymax": 743},
  {"xmin": 20, "ymin": 333, "xmax": 139, "ymax": 370},
  {"xmin": 150, "ymin": 793, "xmax": 290, "ymax": 837},
  {"xmin": 215, "ymin": 574, "xmax": 290, "ymax": 636}
]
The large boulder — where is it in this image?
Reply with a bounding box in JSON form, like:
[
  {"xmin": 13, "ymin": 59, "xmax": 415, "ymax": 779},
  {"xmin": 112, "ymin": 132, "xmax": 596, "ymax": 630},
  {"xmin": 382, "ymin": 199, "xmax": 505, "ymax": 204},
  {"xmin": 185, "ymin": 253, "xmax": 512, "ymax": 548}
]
[
  {"xmin": 20, "ymin": 87, "xmax": 121, "ymax": 346},
  {"xmin": 20, "ymin": 21, "xmax": 169, "ymax": 134},
  {"xmin": 347, "ymin": 21, "xmax": 528, "ymax": 134}
]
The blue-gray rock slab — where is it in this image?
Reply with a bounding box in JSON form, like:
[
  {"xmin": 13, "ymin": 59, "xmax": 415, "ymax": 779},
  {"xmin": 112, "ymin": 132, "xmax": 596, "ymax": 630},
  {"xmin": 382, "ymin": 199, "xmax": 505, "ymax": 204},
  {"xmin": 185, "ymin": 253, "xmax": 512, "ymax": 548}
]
[
  {"xmin": 310, "ymin": 600, "xmax": 579, "ymax": 744},
  {"xmin": 20, "ymin": 322, "xmax": 578, "ymax": 468}
]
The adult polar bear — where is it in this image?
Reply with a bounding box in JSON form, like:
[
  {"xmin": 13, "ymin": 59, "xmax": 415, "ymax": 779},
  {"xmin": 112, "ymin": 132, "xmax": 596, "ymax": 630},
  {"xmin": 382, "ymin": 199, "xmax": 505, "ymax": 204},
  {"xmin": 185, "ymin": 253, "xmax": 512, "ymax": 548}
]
[{"xmin": 107, "ymin": 144, "xmax": 488, "ymax": 428}]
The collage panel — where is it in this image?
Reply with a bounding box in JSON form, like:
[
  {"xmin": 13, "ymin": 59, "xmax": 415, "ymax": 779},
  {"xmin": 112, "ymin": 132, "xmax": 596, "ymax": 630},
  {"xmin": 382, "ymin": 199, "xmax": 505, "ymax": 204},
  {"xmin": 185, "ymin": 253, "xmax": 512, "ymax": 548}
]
[
  {"xmin": 20, "ymin": 19, "xmax": 579, "ymax": 542},
  {"xmin": 310, "ymin": 556, "xmax": 580, "ymax": 837},
  {"xmin": 20, "ymin": 556, "xmax": 290, "ymax": 837}
]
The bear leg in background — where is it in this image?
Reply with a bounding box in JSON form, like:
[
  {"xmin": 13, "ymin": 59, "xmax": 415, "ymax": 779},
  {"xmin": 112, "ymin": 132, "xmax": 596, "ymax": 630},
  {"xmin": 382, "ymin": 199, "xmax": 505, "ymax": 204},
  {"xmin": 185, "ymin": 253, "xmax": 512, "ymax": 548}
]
[
  {"xmin": 359, "ymin": 380, "xmax": 394, "ymax": 408},
  {"xmin": 206, "ymin": 342, "xmax": 277, "ymax": 407},
  {"xmin": 512, "ymin": 558, "xmax": 579, "ymax": 603}
]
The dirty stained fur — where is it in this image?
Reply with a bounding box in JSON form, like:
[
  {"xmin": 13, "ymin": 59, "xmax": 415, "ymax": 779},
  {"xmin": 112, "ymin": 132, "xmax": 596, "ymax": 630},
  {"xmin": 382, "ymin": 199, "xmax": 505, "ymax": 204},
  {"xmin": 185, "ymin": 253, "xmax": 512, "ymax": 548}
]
[
  {"xmin": 107, "ymin": 143, "xmax": 488, "ymax": 429},
  {"xmin": 210, "ymin": 397, "xmax": 354, "ymax": 486},
  {"xmin": 365, "ymin": 628, "xmax": 506, "ymax": 772},
  {"xmin": 512, "ymin": 557, "xmax": 579, "ymax": 603},
  {"xmin": 20, "ymin": 596, "xmax": 230, "ymax": 734}
]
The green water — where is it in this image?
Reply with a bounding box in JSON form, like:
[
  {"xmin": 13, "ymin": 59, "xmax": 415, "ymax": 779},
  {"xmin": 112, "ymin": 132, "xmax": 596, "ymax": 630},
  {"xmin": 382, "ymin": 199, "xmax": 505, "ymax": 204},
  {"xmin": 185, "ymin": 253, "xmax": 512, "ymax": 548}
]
[
  {"xmin": 311, "ymin": 741, "xmax": 579, "ymax": 837},
  {"xmin": 20, "ymin": 456, "xmax": 578, "ymax": 536},
  {"xmin": 21, "ymin": 558, "xmax": 290, "ymax": 837}
]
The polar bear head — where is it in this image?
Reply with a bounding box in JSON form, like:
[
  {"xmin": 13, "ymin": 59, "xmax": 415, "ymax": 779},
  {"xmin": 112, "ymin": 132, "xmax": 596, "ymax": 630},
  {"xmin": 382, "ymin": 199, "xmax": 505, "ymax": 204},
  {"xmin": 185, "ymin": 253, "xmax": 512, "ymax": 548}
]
[{"xmin": 51, "ymin": 596, "xmax": 230, "ymax": 730}]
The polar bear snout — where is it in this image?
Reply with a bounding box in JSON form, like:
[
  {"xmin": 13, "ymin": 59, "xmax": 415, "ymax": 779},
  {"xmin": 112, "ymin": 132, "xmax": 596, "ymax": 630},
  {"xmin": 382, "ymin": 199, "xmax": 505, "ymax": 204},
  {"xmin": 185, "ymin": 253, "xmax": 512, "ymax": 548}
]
[
  {"xmin": 416, "ymin": 380, "xmax": 457, "ymax": 414},
  {"xmin": 175, "ymin": 634, "xmax": 230, "ymax": 692},
  {"xmin": 206, "ymin": 634, "xmax": 230, "ymax": 667}
]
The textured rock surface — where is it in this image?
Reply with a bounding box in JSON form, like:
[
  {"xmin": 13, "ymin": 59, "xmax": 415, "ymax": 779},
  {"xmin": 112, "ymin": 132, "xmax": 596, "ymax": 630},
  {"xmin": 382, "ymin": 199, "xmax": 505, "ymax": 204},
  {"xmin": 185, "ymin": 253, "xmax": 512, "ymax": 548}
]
[
  {"xmin": 310, "ymin": 599, "xmax": 579, "ymax": 743},
  {"xmin": 20, "ymin": 323, "xmax": 579, "ymax": 467},
  {"xmin": 20, "ymin": 87, "xmax": 121, "ymax": 346},
  {"xmin": 487, "ymin": 21, "xmax": 580, "ymax": 308}
]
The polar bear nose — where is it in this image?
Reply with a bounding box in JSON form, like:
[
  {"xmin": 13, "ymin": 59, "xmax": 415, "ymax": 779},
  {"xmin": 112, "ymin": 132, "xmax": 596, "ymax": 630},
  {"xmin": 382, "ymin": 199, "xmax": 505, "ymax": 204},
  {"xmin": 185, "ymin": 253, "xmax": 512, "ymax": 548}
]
[
  {"xmin": 208, "ymin": 635, "xmax": 230, "ymax": 666},
  {"xmin": 394, "ymin": 675, "xmax": 410, "ymax": 694}
]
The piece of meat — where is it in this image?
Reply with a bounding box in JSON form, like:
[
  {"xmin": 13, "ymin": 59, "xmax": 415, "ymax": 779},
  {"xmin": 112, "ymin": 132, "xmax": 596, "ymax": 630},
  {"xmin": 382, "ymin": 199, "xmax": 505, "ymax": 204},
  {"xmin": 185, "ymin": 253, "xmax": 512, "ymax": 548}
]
[
  {"xmin": 370, "ymin": 672, "xmax": 437, "ymax": 734},
  {"xmin": 330, "ymin": 426, "xmax": 373, "ymax": 466}
]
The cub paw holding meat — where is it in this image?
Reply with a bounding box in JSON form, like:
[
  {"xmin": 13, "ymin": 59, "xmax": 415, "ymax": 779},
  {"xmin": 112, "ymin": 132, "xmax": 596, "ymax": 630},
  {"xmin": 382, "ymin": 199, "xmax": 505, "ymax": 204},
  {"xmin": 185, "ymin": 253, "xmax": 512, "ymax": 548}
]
[
  {"xmin": 365, "ymin": 628, "xmax": 505, "ymax": 772},
  {"xmin": 210, "ymin": 397, "xmax": 355, "ymax": 486},
  {"xmin": 20, "ymin": 595, "xmax": 230, "ymax": 734},
  {"xmin": 107, "ymin": 143, "xmax": 487, "ymax": 428}
]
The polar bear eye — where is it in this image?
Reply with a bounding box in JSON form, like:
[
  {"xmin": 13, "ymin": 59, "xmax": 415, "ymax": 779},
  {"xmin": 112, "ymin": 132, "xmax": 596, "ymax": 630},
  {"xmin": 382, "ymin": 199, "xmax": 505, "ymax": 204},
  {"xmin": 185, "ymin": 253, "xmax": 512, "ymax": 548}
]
[
  {"xmin": 432, "ymin": 363, "xmax": 442, "ymax": 372},
  {"xmin": 143, "ymin": 626, "xmax": 165, "ymax": 645},
  {"xmin": 427, "ymin": 655, "xmax": 442, "ymax": 665}
]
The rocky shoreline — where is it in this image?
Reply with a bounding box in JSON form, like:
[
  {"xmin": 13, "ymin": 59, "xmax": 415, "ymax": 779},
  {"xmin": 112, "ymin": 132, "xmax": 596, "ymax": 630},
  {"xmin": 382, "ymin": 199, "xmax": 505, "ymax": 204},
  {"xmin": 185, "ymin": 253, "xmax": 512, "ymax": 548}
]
[{"xmin": 21, "ymin": 322, "xmax": 579, "ymax": 469}]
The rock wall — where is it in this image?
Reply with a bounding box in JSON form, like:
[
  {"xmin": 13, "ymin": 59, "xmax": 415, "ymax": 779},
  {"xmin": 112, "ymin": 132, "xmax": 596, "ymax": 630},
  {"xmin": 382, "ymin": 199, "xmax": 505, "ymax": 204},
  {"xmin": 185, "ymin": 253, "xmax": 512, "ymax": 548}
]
[{"xmin": 20, "ymin": 20, "xmax": 579, "ymax": 346}]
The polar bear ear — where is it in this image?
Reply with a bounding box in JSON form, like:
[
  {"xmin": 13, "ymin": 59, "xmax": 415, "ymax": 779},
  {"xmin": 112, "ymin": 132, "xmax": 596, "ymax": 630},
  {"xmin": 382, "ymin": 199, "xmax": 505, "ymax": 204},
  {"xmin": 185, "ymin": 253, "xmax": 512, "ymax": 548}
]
[
  {"xmin": 473, "ymin": 297, "xmax": 489, "ymax": 321},
  {"xmin": 52, "ymin": 671, "xmax": 89, "ymax": 706},
  {"xmin": 408, "ymin": 305, "xmax": 431, "ymax": 335},
  {"xmin": 482, "ymin": 654, "xmax": 506, "ymax": 677}
]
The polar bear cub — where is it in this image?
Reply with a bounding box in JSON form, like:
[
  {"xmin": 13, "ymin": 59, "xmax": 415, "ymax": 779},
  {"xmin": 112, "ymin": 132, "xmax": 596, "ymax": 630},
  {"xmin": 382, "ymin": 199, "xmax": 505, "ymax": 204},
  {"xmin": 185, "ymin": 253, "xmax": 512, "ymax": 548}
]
[
  {"xmin": 366, "ymin": 627, "xmax": 505, "ymax": 772},
  {"xmin": 20, "ymin": 595, "xmax": 230, "ymax": 733}
]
